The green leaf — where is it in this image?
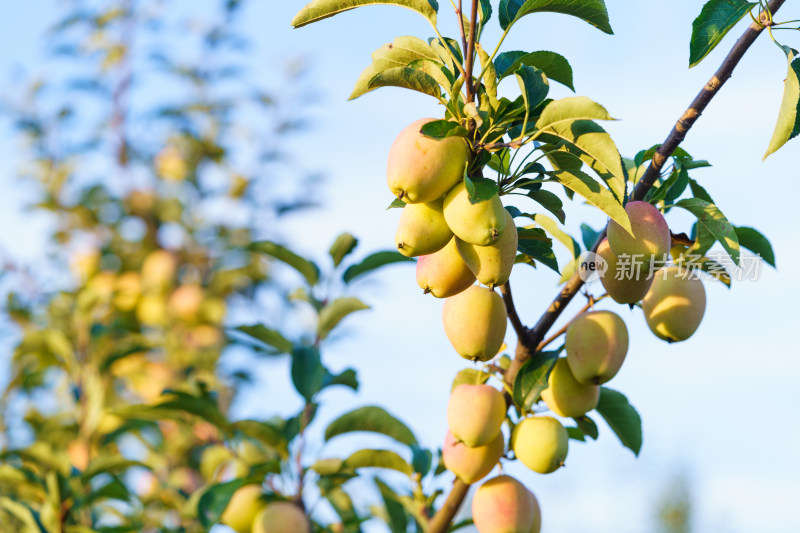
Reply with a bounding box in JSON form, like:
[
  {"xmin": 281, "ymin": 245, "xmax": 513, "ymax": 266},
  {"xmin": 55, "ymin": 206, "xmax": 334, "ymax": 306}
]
[
  {"xmin": 553, "ymin": 169, "xmax": 631, "ymax": 236},
  {"xmin": 318, "ymin": 297, "xmax": 370, "ymax": 339},
  {"xmin": 513, "ymin": 351, "xmax": 558, "ymax": 411},
  {"xmin": 344, "ymin": 449, "xmax": 414, "ymax": 475},
  {"xmin": 517, "ymin": 227, "xmax": 559, "ymax": 273},
  {"xmin": 536, "ymin": 96, "xmax": 614, "ymax": 126},
  {"xmin": 595, "ymin": 387, "xmax": 642, "ymax": 456},
  {"xmin": 387, "ymin": 198, "xmax": 407, "ymax": 209},
  {"xmin": 764, "ymin": 49, "xmax": 800, "ymax": 159},
  {"xmin": 324, "ymin": 368, "xmax": 360, "ymax": 391},
  {"xmin": 0, "ymin": 497, "xmax": 42, "ymax": 533},
  {"xmin": 515, "ymin": 65, "xmax": 549, "ymax": 113},
  {"xmin": 477, "ymin": 43, "xmax": 499, "ymax": 106},
  {"xmin": 325, "ymin": 486, "xmax": 360, "ymax": 526},
  {"xmin": 574, "ymin": 415, "xmax": 599, "ymax": 440},
  {"xmin": 429, "ymin": 37, "xmax": 464, "ymax": 74},
  {"xmin": 451, "ymin": 368, "xmax": 490, "ymax": 391},
  {"xmin": 234, "ymin": 324, "xmax": 293, "ymax": 354},
  {"xmin": 734, "ymin": 226, "xmax": 775, "ymax": 267},
  {"xmin": 495, "ymin": 50, "xmax": 574, "ymax": 90},
  {"xmin": 292, "ymin": 0, "xmax": 438, "ymax": 27},
  {"xmin": 329, "ymin": 233, "xmax": 358, "ymax": 267},
  {"xmin": 375, "ymin": 478, "xmax": 409, "ymax": 533},
  {"xmin": 465, "ymin": 177, "xmax": 500, "ymax": 205},
  {"xmin": 291, "ymin": 346, "xmax": 326, "ymax": 401},
  {"xmin": 407, "ymin": 58, "xmax": 456, "ymax": 94},
  {"xmin": 411, "ymin": 446, "xmax": 433, "ymax": 476},
  {"xmin": 529, "ymin": 191, "xmax": 566, "ymax": 224},
  {"xmin": 250, "ymin": 240, "xmax": 320, "ymax": 286},
  {"xmin": 82, "ymin": 457, "xmax": 147, "ymax": 481},
  {"xmin": 368, "ymin": 66, "xmax": 442, "ymax": 100},
  {"xmin": 674, "ymin": 198, "xmax": 740, "ymax": 266},
  {"xmin": 533, "ymin": 214, "xmax": 579, "ymax": 257},
  {"xmin": 343, "ymin": 251, "xmax": 412, "ymax": 283},
  {"xmin": 420, "ymin": 119, "xmax": 468, "ymax": 138},
  {"xmin": 498, "ymin": 0, "xmax": 613, "ymax": 34},
  {"xmin": 689, "ymin": 0, "xmax": 756, "ymax": 67},
  {"xmin": 580, "ymin": 223, "xmax": 602, "ymax": 250},
  {"xmin": 197, "ymin": 479, "xmax": 255, "ymax": 529},
  {"xmin": 535, "ymin": 98, "xmax": 626, "ymax": 199},
  {"xmin": 233, "ymin": 420, "xmax": 289, "ymax": 458},
  {"xmin": 682, "ymin": 255, "xmax": 732, "ymax": 288},
  {"xmin": 566, "ymin": 426, "xmax": 586, "ymax": 441},
  {"xmin": 325, "ymin": 406, "xmax": 418, "ymax": 447},
  {"xmin": 689, "ymin": 177, "xmax": 714, "ymax": 203},
  {"xmin": 350, "ymin": 36, "xmax": 441, "ymax": 100}
]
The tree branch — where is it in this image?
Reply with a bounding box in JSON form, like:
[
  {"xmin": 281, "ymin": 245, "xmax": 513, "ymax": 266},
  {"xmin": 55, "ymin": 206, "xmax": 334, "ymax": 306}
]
[
  {"xmin": 463, "ymin": 0, "xmax": 479, "ymax": 103},
  {"xmin": 505, "ymin": 0, "xmax": 786, "ymax": 386},
  {"xmin": 456, "ymin": 0, "xmax": 468, "ymax": 66},
  {"xmin": 429, "ymin": 2, "xmax": 785, "ymax": 530},
  {"xmin": 428, "ymin": 479, "xmax": 469, "ymax": 533},
  {"xmin": 500, "ymin": 282, "xmax": 527, "ymax": 340}
]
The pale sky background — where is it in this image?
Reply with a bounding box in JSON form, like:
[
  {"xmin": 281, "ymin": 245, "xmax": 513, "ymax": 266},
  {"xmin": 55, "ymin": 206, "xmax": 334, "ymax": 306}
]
[{"xmin": 1, "ymin": 1, "xmax": 799, "ymax": 532}]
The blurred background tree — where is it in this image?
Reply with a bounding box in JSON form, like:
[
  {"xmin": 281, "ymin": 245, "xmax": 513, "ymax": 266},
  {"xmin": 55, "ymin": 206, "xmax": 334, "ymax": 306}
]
[{"xmin": 0, "ymin": 0, "xmax": 335, "ymax": 530}]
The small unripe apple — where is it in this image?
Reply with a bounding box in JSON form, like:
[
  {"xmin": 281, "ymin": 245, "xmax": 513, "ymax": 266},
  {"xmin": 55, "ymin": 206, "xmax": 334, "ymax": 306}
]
[
  {"xmin": 566, "ymin": 310, "xmax": 629, "ymax": 385},
  {"xmin": 442, "ymin": 286, "xmax": 507, "ymax": 362},
  {"xmin": 220, "ymin": 484, "xmax": 264, "ymax": 533},
  {"xmin": 443, "ymin": 182, "xmax": 507, "ymax": 246},
  {"xmin": 607, "ymin": 201, "xmax": 671, "ymax": 264},
  {"xmin": 442, "ymin": 429, "xmax": 504, "ymax": 484},
  {"xmin": 472, "ymin": 475, "xmax": 541, "ymax": 533},
  {"xmin": 395, "ymin": 199, "xmax": 453, "ymax": 257},
  {"xmin": 387, "ymin": 118, "xmax": 469, "ymax": 204},
  {"xmin": 416, "ymin": 238, "xmax": 476, "ymax": 298},
  {"xmin": 511, "ymin": 416, "xmax": 568, "ymax": 474},
  {"xmin": 252, "ymin": 501, "xmax": 311, "ymax": 533},
  {"xmin": 540, "ymin": 358, "xmax": 599, "ymax": 418},
  {"xmin": 447, "ymin": 384, "xmax": 506, "ymax": 447},
  {"xmin": 155, "ymin": 145, "xmax": 188, "ymax": 182},
  {"xmin": 456, "ymin": 210, "xmax": 518, "ymax": 288},
  {"xmin": 136, "ymin": 294, "xmax": 168, "ymax": 326},
  {"xmin": 642, "ymin": 266, "xmax": 706, "ymax": 342},
  {"xmin": 141, "ymin": 249, "xmax": 177, "ymax": 290},
  {"xmin": 169, "ymin": 284, "xmax": 204, "ymax": 321},
  {"xmin": 113, "ymin": 271, "xmax": 142, "ymax": 311}
]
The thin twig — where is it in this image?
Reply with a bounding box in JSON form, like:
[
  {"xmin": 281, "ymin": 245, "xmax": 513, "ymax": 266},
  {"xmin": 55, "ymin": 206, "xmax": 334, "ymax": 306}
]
[
  {"xmin": 456, "ymin": 0, "xmax": 468, "ymax": 64},
  {"xmin": 500, "ymin": 282, "xmax": 527, "ymax": 340},
  {"xmin": 463, "ymin": 0, "xmax": 479, "ymax": 103}
]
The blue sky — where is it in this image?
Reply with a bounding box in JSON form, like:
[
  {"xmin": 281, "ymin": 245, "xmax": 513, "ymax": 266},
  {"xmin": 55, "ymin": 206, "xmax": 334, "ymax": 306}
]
[{"xmin": 1, "ymin": 1, "xmax": 799, "ymax": 532}]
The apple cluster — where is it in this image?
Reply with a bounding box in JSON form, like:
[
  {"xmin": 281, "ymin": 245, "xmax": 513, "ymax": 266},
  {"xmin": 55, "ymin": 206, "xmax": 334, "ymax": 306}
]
[
  {"xmin": 220, "ymin": 485, "xmax": 310, "ymax": 533},
  {"xmin": 388, "ymin": 119, "xmax": 710, "ymax": 532}
]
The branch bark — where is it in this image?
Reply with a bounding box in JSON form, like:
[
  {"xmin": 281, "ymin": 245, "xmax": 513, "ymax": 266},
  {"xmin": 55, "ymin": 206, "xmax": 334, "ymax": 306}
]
[
  {"xmin": 428, "ymin": 478, "xmax": 469, "ymax": 533},
  {"xmin": 428, "ymin": 2, "xmax": 785, "ymax": 530}
]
